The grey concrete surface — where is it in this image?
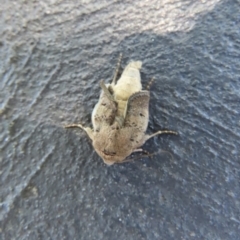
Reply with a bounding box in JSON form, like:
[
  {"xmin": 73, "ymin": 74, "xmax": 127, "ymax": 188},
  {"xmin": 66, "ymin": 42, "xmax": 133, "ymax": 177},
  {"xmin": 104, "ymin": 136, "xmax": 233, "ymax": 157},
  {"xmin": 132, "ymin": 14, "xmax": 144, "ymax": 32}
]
[{"xmin": 0, "ymin": 0, "xmax": 240, "ymax": 239}]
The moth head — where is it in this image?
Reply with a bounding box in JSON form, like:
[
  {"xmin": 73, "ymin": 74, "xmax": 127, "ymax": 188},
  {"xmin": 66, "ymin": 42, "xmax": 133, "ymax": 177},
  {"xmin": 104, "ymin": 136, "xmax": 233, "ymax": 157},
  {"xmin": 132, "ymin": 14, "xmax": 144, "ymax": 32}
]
[
  {"xmin": 92, "ymin": 126, "xmax": 133, "ymax": 165},
  {"xmin": 93, "ymin": 140, "xmax": 133, "ymax": 165}
]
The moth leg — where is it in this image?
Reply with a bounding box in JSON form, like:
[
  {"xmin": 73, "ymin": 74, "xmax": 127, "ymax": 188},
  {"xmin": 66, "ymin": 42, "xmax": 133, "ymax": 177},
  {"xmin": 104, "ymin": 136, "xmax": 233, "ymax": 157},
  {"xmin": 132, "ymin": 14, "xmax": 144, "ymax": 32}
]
[
  {"xmin": 146, "ymin": 77, "xmax": 155, "ymax": 90},
  {"xmin": 117, "ymin": 149, "xmax": 151, "ymax": 164},
  {"xmin": 112, "ymin": 53, "xmax": 122, "ymax": 85},
  {"xmin": 100, "ymin": 80, "xmax": 115, "ymax": 101},
  {"xmin": 133, "ymin": 148, "xmax": 152, "ymax": 156},
  {"xmin": 133, "ymin": 148, "xmax": 143, "ymax": 152},
  {"xmin": 145, "ymin": 130, "xmax": 178, "ymax": 141},
  {"xmin": 65, "ymin": 124, "xmax": 93, "ymax": 140}
]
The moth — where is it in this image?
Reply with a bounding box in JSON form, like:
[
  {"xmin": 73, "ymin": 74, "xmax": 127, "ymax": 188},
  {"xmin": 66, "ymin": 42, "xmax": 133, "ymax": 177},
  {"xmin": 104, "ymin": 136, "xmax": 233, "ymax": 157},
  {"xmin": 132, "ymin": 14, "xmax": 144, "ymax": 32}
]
[{"xmin": 65, "ymin": 54, "xmax": 177, "ymax": 165}]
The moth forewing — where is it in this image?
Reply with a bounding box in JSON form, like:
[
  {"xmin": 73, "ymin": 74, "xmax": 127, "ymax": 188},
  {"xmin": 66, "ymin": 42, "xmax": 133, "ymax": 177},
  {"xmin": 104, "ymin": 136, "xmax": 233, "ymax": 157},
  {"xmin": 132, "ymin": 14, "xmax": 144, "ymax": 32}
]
[
  {"xmin": 91, "ymin": 82, "xmax": 117, "ymax": 131},
  {"xmin": 124, "ymin": 91, "xmax": 150, "ymax": 131}
]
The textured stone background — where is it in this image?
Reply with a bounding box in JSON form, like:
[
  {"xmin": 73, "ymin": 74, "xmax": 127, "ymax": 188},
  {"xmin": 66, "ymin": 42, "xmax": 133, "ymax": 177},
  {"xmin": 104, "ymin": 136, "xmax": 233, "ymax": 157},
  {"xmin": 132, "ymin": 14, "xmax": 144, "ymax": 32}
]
[{"xmin": 0, "ymin": 0, "xmax": 240, "ymax": 239}]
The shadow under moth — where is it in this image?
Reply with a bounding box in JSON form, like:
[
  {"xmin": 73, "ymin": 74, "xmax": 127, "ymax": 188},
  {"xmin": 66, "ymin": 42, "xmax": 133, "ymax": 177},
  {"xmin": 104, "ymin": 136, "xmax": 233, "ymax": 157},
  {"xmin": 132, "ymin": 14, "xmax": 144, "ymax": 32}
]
[{"xmin": 65, "ymin": 54, "xmax": 177, "ymax": 165}]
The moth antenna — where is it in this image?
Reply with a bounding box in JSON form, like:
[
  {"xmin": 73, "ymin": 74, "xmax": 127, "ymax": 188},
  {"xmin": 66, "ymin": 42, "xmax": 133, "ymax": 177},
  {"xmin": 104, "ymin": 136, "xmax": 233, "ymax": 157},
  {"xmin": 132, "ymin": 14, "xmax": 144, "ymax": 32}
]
[
  {"xmin": 99, "ymin": 80, "xmax": 115, "ymax": 101},
  {"xmin": 145, "ymin": 130, "xmax": 178, "ymax": 141},
  {"xmin": 64, "ymin": 123, "xmax": 84, "ymax": 129},
  {"xmin": 64, "ymin": 124, "xmax": 93, "ymax": 140},
  {"xmin": 146, "ymin": 77, "xmax": 155, "ymax": 90},
  {"xmin": 112, "ymin": 53, "xmax": 122, "ymax": 85}
]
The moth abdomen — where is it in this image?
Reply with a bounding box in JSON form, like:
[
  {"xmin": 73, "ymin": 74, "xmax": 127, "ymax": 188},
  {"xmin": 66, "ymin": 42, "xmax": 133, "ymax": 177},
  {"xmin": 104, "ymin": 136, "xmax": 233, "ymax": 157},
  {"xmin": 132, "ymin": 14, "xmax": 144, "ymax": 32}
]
[{"xmin": 112, "ymin": 61, "xmax": 143, "ymax": 101}]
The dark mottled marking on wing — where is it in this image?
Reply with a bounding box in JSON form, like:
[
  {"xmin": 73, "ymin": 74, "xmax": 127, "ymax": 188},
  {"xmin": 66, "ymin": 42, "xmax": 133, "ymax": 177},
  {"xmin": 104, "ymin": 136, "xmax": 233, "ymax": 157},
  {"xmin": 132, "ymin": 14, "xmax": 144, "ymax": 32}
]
[{"xmin": 124, "ymin": 91, "xmax": 150, "ymax": 131}]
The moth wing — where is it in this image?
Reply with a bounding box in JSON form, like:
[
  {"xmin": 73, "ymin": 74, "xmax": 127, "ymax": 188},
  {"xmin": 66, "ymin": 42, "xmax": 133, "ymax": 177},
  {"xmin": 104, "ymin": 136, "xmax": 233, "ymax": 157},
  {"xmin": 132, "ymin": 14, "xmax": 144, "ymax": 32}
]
[
  {"xmin": 124, "ymin": 91, "xmax": 150, "ymax": 132},
  {"xmin": 92, "ymin": 87, "xmax": 117, "ymax": 130}
]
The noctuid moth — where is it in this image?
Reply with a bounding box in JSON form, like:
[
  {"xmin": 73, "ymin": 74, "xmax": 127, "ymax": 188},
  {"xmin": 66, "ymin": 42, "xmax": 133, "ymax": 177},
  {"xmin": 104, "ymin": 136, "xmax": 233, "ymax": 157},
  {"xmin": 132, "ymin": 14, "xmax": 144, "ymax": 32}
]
[{"xmin": 65, "ymin": 54, "xmax": 177, "ymax": 165}]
